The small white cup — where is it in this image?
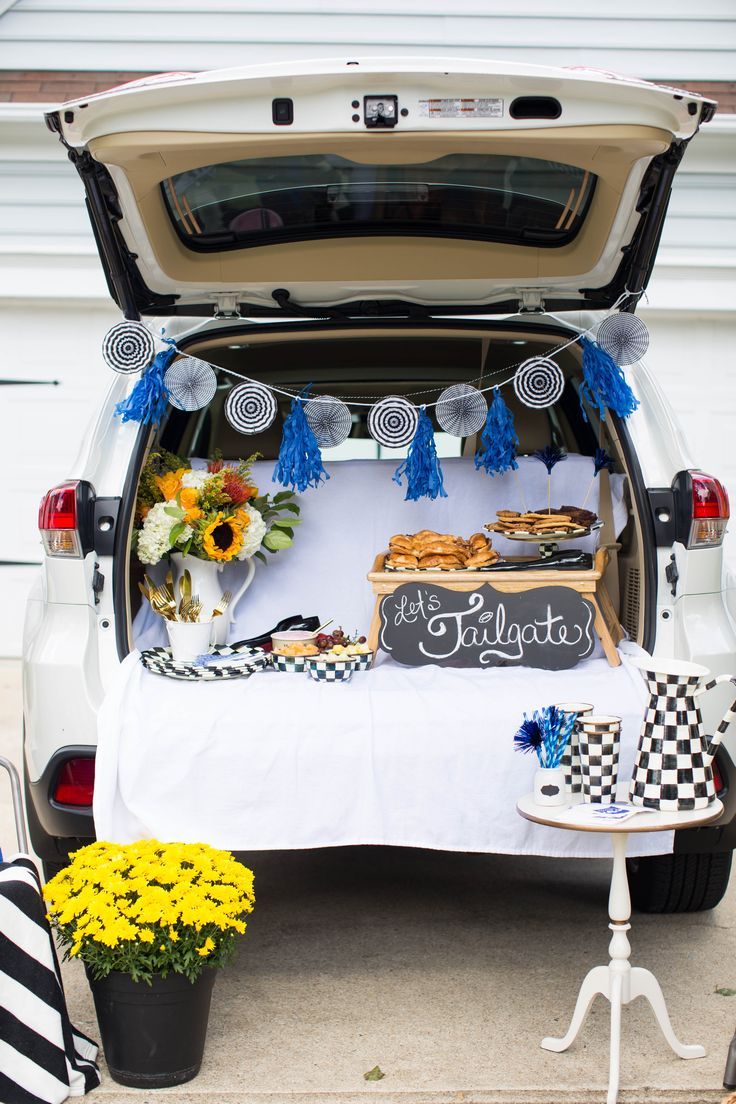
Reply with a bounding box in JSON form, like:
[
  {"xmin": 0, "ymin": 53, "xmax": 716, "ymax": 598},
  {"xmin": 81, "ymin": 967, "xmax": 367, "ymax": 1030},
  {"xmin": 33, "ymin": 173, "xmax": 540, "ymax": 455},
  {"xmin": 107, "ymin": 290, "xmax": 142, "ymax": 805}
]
[{"xmin": 165, "ymin": 619, "xmax": 214, "ymax": 664}]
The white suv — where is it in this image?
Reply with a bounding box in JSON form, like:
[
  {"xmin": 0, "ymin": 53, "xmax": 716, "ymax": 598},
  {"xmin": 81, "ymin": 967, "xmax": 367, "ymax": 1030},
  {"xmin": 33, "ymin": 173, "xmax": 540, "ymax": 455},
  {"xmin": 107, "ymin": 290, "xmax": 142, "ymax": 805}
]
[{"xmin": 24, "ymin": 58, "xmax": 735, "ymax": 910}]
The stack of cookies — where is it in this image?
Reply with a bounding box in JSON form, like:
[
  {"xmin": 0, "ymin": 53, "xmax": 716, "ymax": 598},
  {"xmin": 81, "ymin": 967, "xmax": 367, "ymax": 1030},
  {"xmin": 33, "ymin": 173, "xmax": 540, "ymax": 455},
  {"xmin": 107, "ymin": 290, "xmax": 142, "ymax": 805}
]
[
  {"xmin": 486, "ymin": 509, "xmax": 590, "ymax": 537},
  {"xmin": 385, "ymin": 529, "xmax": 499, "ymax": 571}
]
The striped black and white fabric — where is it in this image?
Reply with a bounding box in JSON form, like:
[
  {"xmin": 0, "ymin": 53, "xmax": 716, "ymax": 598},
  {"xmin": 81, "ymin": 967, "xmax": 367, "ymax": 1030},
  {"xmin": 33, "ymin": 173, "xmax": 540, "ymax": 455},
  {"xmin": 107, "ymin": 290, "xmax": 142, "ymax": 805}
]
[{"xmin": 0, "ymin": 857, "xmax": 100, "ymax": 1104}]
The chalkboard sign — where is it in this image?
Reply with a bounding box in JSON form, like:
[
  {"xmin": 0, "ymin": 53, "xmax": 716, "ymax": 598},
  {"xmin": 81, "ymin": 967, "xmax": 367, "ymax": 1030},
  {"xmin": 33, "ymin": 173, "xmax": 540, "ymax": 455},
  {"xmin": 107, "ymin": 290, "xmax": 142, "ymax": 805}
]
[{"xmin": 379, "ymin": 583, "xmax": 596, "ymax": 670}]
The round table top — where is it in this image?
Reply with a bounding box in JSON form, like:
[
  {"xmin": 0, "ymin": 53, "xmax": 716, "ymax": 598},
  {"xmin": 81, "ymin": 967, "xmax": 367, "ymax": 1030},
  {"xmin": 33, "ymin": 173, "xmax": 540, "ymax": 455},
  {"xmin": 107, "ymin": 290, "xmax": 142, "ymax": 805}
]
[{"xmin": 516, "ymin": 794, "xmax": 724, "ymax": 834}]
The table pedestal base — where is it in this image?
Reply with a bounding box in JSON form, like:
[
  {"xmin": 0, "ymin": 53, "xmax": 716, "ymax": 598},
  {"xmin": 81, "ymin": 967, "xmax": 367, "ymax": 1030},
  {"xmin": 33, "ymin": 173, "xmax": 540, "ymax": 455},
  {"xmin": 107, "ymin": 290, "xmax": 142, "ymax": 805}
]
[{"xmin": 540, "ymin": 834, "xmax": 705, "ymax": 1104}]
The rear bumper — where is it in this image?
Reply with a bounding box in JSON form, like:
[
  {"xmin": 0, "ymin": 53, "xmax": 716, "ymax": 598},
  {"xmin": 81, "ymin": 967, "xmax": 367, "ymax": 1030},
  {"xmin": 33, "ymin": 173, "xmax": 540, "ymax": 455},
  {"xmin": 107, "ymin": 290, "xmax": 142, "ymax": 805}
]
[{"xmin": 23, "ymin": 745, "xmax": 95, "ymax": 863}]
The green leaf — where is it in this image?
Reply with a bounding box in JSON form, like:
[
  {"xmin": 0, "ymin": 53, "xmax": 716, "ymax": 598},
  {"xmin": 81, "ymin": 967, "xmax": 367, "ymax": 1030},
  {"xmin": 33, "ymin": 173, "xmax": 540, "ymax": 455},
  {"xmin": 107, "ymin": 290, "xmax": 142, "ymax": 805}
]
[
  {"xmin": 254, "ymin": 550, "xmax": 267, "ymax": 565},
  {"xmin": 281, "ymin": 502, "xmax": 301, "ymax": 515},
  {"xmin": 181, "ymin": 536, "xmax": 193, "ymax": 555},
  {"xmin": 271, "ymin": 518, "xmax": 301, "ymax": 529},
  {"xmin": 263, "ymin": 529, "xmax": 293, "ymax": 551},
  {"xmin": 273, "ymin": 491, "xmax": 294, "ymax": 503},
  {"xmin": 169, "ymin": 522, "xmax": 187, "ymax": 544},
  {"xmin": 716, "ymin": 986, "xmax": 736, "ymax": 996},
  {"xmin": 363, "ymin": 1066, "xmax": 385, "ymax": 1082},
  {"xmin": 164, "ymin": 505, "xmax": 185, "ymax": 518}
]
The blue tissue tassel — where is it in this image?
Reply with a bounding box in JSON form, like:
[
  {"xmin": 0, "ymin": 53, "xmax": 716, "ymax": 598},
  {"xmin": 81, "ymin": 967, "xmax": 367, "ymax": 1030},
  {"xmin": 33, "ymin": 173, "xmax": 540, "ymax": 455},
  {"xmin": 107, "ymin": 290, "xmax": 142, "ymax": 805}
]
[
  {"xmin": 393, "ymin": 407, "xmax": 447, "ymax": 501},
  {"xmin": 475, "ymin": 387, "xmax": 519, "ymax": 476},
  {"xmin": 114, "ymin": 339, "xmax": 177, "ymax": 426},
  {"xmin": 273, "ymin": 393, "xmax": 329, "ymax": 493},
  {"xmin": 578, "ymin": 335, "xmax": 640, "ymax": 421}
]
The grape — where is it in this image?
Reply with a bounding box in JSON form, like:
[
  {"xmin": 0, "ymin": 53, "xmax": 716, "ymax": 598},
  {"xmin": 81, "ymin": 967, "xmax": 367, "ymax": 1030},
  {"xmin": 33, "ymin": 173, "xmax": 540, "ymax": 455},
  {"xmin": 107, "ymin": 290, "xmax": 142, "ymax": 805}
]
[{"xmin": 358, "ymin": 635, "xmax": 366, "ymax": 644}]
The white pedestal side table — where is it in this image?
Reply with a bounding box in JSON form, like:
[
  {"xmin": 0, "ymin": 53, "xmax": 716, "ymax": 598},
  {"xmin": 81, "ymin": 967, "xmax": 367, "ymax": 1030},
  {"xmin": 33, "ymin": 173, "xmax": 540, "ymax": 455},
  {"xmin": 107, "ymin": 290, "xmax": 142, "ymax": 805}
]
[{"xmin": 517, "ymin": 795, "xmax": 724, "ymax": 1104}]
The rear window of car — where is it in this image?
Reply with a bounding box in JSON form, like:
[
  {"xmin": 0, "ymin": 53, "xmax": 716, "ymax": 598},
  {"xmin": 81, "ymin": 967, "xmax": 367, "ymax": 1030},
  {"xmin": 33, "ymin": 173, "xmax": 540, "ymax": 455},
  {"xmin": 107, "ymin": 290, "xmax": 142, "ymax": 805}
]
[{"xmin": 161, "ymin": 152, "xmax": 596, "ymax": 250}]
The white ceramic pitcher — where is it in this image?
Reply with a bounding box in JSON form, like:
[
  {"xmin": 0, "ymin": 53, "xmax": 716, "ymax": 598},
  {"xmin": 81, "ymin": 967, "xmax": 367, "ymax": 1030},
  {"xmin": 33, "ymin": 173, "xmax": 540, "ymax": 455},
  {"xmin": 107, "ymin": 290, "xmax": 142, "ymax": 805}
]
[
  {"xmin": 170, "ymin": 552, "xmax": 256, "ymax": 646},
  {"xmin": 629, "ymin": 655, "xmax": 736, "ymax": 811}
]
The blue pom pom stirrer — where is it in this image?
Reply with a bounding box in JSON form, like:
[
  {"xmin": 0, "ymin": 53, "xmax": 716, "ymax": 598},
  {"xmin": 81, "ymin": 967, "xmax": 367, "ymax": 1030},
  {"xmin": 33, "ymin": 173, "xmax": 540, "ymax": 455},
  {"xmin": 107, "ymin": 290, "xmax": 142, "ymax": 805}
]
[
  {"xmin": 514, "ymin": 706, "xmax": 576, "ymax": 769},
  {"xmin": 578, "ymin": 335, "xmax": 640, "ymax": 421},
  {"xmin": 474, "ymin": 387, "xmax": 519, "ymax": 477},
  {"xmin": 114, "ymin": 337, "xmax": 177, "ymax": 426},
  {"xmin": 582, "ymin": 447, "xmax": 616, "ymax": 508},
  {"xmin": 392, "ymin": 406, "xmax": 447, "ymax": 501},
  {"xmin": 533, "ymin": 446, "xmax": 567, "ymax": 514},
  {"xmin": 272, "ymin": 387, "xmax": 329, "ymax": 493}
]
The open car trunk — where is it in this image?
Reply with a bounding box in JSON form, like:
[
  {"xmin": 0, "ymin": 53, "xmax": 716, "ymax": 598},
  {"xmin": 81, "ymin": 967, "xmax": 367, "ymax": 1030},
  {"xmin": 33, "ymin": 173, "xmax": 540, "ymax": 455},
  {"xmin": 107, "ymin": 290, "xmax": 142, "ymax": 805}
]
[{"xmin": 121, "ymin": 318, "xmax": 651, "ymax": 655}]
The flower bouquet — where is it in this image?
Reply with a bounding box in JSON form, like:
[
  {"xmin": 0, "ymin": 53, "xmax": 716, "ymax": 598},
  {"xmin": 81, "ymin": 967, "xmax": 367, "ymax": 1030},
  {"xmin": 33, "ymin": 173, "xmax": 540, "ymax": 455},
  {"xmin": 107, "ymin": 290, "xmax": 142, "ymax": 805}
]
[
  {"xmin": 134, "ymin": 449, "xmax": 299, "ymax": 566},
  {"xmin": 44, "ymin": 840, "xmax": 255, "ymax": 1087},
  {"xmin": 134, "ymin": 450, "xmax": 301, "ymax": 645}
]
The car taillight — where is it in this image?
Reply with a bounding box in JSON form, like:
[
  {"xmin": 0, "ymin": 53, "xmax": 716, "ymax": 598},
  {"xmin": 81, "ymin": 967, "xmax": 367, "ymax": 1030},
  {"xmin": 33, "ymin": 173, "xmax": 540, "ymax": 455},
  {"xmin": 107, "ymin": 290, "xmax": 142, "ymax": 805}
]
[
  {"xmin": 38, "ymin": 480, "xmax": 94, "ymax": 557},
  {"xmin": 53, "ymin": 758, "xmax": 95, "ymax": 806},
  {"xmin": 712, "ymin": 758, "xmax": 725, "ymax": 795},
  {"xmin": 673, "ymin": 470, "xmax": 730, "ymax": 549}
]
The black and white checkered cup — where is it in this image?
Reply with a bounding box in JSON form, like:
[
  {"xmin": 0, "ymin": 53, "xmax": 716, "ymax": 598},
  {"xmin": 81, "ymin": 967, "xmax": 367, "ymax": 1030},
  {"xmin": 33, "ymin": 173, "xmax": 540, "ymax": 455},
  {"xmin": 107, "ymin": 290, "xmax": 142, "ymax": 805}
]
[
  {"xmin": 555, "ymin": 702, "xmax": 594, "ymax": 800},
  {"xmin": 578, "ymin": 715, "xmax": 621, "ymax": 804}
]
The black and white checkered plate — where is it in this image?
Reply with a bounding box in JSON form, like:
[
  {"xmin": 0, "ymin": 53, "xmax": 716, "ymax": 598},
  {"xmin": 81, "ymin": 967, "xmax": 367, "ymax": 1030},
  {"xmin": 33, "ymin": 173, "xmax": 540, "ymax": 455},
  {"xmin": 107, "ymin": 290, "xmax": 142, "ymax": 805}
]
[{"xmin": 140, "ymin": 643, "xmax": 269, "ymax": 681}]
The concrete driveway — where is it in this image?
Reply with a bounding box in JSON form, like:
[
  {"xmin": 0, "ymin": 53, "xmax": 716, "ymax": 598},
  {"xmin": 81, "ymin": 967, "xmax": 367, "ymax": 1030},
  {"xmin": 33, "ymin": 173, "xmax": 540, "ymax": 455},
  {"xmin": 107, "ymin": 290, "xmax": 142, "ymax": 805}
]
[{"xmin": 1, "ymin": 659, "xmax": 734, "ymax": 1103}]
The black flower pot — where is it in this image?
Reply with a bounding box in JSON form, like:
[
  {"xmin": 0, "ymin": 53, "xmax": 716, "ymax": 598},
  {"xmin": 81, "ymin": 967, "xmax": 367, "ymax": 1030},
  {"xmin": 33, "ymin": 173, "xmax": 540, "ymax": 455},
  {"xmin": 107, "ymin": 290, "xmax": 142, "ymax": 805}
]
[{"xmin": 86, "ymin": 967, "xmax": 216, "ymax": 1088}]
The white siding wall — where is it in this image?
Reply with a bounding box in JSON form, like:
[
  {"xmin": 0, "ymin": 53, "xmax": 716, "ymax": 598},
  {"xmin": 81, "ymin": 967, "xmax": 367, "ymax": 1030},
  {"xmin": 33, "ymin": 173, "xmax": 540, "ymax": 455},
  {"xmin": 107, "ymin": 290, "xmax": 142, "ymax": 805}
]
[{"xmin": 1, "ymin": 0, "xmax": 734, "ymax": 78}]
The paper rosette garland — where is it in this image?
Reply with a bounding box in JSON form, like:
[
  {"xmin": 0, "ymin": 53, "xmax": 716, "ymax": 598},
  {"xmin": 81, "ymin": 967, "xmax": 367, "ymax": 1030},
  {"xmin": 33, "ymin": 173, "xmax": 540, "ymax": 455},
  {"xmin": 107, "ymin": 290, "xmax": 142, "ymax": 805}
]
[
  {"xmin": 513, "ymin": 356, "xmax": 565, "ymax": 409},
  {"xmin": 164, "ymin": 356, "xmax": 217, "ymax": 412},
  {"xmin": 305, "ymin": 395, "xmax": 352, "ymax": 448},
  {"xmin": 367, "ymin": 396, "xmax": 418, "ymax": 448},
  {"xmin": 225, "ymin": 382, "xmax": 277, "ymax": 435},
  {"xmin": 102, "ymin": 321, "xmax": 155, "ymax": 374},
  {"xmin": 436, "ymin": 383, "xmax": 487, "ymax": 437},
  {"xmin": 596, "ymin": 313, "xmax": 649, "ymax": 366}
]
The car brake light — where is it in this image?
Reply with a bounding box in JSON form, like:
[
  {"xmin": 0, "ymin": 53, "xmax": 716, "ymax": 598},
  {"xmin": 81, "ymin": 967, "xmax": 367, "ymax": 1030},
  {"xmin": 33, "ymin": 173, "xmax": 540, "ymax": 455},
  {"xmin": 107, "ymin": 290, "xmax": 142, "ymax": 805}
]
[
  {"xmin": 38, "ymin": 480, "xmax": 95, "ymax": 557},
  {"xmin": 712, "ymin": 758, "xmax": 725, "ymax": 795},
  {"xmin": 53, "ymin": 758, "xmax": 95, "ymax": 806},
  {"xmin": 672, "ymin": 470, "xmax": 730, "ymax": 549},
  {"xmin": 689, "ymin": 472, "xmax": 730, "ymax": 548}
]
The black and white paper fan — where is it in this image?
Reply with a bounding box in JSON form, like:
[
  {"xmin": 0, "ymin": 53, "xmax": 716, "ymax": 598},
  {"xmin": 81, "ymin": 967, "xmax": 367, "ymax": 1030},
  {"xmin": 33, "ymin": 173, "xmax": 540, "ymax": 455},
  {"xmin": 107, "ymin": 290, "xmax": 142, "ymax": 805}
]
[
  {"xmin": 305, "ymin": 395, "xmax": 352, "ymax": 448},
  {"xmin": 596, "ymin": 313, "xmax": 649, "ymax": 366},
  {"xmin": 164, "ymin": 356, "xmax": 217, "ymax": 412},
  {"xmin": 513, "ymin": 356, "xmax": 565, "ymax": 409},
  {"xmin": 102, "ymin": 321, "xmax": 155, "ymax": 374},
  {"xmin": 436, "ymin": 383, "xmax": 487, "ymax": 437},
  {"xmin": 225, "ymin": 382, "xmax": 277, "ymax": 434},
  {"xmin": 367, "ymin": 396, "xmax": 418, "ymax": 448}
]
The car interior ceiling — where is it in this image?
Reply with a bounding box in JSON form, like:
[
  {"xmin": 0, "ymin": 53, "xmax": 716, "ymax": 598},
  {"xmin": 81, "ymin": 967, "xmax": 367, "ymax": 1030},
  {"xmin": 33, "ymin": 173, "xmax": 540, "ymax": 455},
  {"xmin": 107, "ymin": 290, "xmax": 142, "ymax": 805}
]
[{"xmin": 142, "ymin": 328, "xmax": 639, "ymax": 636}]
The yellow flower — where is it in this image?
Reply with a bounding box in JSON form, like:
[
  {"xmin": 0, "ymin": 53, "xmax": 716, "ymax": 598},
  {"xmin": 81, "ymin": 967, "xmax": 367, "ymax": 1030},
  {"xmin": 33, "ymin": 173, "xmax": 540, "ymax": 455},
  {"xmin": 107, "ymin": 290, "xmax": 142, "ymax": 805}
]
[
  {"xmin": 202, "ymin": 513, "xmax": 244, "ymax": 563},
  {"xmin": 196, "ymin": 937, "xmax": 215, "ymax": 957},
  {"xmin": 179, "ymin": 487, "xmax": 203, "ymax": 525},
  {"xmin": 155, "ymin": 468, "xmax": 187, "ymax": 501}
]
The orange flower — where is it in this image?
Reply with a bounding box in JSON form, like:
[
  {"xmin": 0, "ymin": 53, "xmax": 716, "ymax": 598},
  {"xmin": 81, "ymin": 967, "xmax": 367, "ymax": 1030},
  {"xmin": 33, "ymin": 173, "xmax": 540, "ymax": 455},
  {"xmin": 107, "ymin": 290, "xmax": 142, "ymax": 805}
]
[
  {"xmin": 180, "ymin": 487, "xmax": 203, "ymax": 524},
  {"xmin": 155, "ymin": 468, "xmax": 187, "ymax": 501},
  {"xmin": 202, "ymin": 513, "xmax": 244, "ymax": 562},
  {"xmin": 233, "ymin": 508, "xmax": 252, "ymax": 529}
]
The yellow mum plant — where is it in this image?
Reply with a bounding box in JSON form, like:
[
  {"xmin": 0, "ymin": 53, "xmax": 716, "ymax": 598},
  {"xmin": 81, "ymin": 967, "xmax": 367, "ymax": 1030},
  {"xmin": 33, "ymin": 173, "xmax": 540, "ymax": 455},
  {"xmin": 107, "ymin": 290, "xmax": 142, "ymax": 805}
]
[{"xmin": 43, "ymin": 840, "xmax": 255, "ymax": 985}]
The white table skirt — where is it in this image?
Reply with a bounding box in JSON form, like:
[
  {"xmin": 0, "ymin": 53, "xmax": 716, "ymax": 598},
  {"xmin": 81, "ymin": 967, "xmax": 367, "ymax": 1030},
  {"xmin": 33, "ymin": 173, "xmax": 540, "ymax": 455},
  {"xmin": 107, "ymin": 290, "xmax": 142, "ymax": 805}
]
[{"xmin": 94, "ymin": 644, "xmax": 673, "ymax": 859}]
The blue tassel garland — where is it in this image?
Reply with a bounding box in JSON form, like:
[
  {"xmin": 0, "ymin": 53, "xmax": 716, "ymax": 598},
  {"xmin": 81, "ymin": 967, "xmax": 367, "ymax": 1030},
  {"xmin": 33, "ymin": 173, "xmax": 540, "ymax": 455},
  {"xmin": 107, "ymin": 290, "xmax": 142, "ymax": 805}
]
[
  {"xmin": 578, "ymin": 335, "xmax": 640, "ymax": 421},
  {"xmin": 514, "ymin": 706, "xmax": 576, "ymax": 769},
  {"xmin": 593, "ymin": 447, "xmax": 616, "ymax": 477},
  {"xmin": 273, "ymin": 392, "xmax": 329, "ymax": 493},
  {"xmin": 392, "ymin": 406, "xmax": 447, "ymax": 501},
  {"xmin": 114, "ymin": 340, "xmax": 177, "ymax": 426},
  {"xmin": 474, "ymin": 388, "xmax": 519, "ymax": 476}
]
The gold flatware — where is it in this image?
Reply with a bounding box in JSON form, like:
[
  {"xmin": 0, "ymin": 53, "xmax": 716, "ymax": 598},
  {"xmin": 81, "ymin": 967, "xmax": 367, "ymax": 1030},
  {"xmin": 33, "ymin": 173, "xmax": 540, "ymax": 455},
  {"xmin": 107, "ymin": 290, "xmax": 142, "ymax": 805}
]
[{"xmin": 211, "ymin": 591, "xmax": 232, "ymax": 619}]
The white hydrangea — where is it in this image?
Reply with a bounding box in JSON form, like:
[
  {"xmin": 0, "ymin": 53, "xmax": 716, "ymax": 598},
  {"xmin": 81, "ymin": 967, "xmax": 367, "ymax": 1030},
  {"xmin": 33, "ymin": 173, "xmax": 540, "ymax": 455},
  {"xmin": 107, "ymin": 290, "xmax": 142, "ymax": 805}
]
[
  {"xmin": 137, "ymin": 501, "xmax": 192, "ymax": 565},
  {"xmin": 236, "ymin": 503, "xmax": 267, "ymax": 560},
  {"xmin": 180, "ymin": 468, "xmax": 211, "ymax": 490}
]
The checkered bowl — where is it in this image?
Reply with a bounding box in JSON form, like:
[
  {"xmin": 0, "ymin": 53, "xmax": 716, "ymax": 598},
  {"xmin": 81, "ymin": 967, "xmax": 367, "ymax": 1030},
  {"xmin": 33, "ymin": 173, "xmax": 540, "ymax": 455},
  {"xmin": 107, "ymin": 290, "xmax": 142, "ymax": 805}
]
[
  {"xmin": 271, "ymin": 653, "xmax": 310, "ymax": 673},
  {"xmin": 305, "ymin": 657, "xmax": 354, "ymax": 683},
  {"xmin": 350, "ymin": 651, "xmax": 374, "ymax": 671}
]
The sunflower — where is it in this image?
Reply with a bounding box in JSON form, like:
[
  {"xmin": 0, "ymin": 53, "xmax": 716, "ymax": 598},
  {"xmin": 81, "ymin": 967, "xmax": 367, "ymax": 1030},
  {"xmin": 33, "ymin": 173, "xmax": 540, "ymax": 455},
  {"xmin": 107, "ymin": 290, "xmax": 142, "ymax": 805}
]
[{"xmin": 201, "ymin": 512, "xmax": 245, "ymax": 562}]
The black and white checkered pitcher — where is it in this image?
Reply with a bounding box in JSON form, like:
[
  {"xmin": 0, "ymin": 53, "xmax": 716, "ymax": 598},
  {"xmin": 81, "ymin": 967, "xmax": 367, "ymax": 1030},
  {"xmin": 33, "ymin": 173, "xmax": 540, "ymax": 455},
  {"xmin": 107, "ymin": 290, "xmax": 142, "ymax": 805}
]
[
  {"xmin": 629, "ymin": 656, "xmax": 736, "ymax": 811},
  {"xmin": 555, "ymin": 702, "xmax": 593, "ymax": 800},
  {"xmin": 577, "ymin": 715, "xmax": 621, "ymax": 803}
]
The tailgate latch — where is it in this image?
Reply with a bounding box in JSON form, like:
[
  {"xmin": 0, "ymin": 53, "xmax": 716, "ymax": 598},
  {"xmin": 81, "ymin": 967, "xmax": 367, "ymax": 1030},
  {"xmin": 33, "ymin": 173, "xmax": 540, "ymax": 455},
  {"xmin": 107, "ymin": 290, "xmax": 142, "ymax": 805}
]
[{"xmin": 517, "ymin": 288, "xmax": 546, "ymax": 313}]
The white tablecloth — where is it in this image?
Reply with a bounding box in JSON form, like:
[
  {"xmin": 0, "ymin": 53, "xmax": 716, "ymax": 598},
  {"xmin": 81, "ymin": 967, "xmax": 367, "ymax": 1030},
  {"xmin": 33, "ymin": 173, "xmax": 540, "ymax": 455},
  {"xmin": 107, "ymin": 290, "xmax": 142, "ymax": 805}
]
[
  {"xmin": 133, "ymin": 453, "xmax": 628, "ymax": 650},
  {"xmin": 94, "ymin": 644, "xmax": 673, "ymax": 859}
]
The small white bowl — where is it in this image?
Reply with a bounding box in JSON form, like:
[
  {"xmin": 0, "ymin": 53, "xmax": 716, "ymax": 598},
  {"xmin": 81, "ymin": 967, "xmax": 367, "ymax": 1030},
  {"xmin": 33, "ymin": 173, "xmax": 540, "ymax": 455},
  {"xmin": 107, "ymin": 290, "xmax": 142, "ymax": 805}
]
[{"xmin": 271, "ymin": 629, "xmax": 317, "ymax": 652}]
